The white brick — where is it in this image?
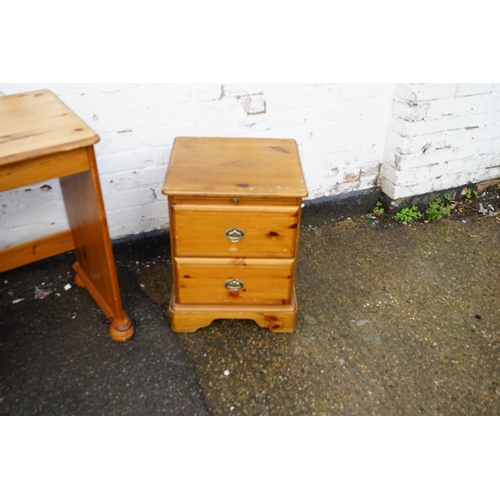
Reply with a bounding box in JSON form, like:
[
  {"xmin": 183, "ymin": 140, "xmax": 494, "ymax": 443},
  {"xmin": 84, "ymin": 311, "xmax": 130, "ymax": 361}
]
[
  {"xmin": 440, "ymin": 142, "xmax": 477, "ymax": 162},
  {"xmin": 154, "ymin": 146, "xmax": 173, "ymax": 166},
  {"xmin": 141, "ymin": 165, "xmax": 169, "ymax": 187},
  {"xmin": 475, "ymin": 139, "xmax": 497, "ymax": 156},
  {"xmin": 413, "ymin": 83, "xmax": 455, "ymax": 101},
  {"xmin": 398, "ymin": 150, "xmax": 442, "ymax": 170},
  {"xmin": 380, "ymin": 176, "xmax": 398, "ymax": 199},
  {"xmin": 394, "ymin": 84, "xmax": 418, "ymax": 103},
  {"xmin": 267, "ymin": 88, "xmax": 317, "ymax": 111},
  {"xmin": 486, "ymin": 111, "xmax": 500, "ymax": 133},
  {"xmin": 446, "ymin": 113, "xmax": 488, "ymax": 130},
  {"xmin": 194, "ymin": 84, "xmax": 223, "ymax": 101},
  {"xmin": 303, "ymin": 104, "xmax": 350, "ymax": 124},
  {"xmin": 456, "ymin": 83, "xmax": 496, "ymax": 97},
  {"xmin": 315, "ymin": 85, "xmax": 341, "ymax": 105},
  {"xmin": 341, "ymin": 83, "xmax": 394, "ymax": 100},
  {"xmin": 482, "ymin": 165, "xmax": 500, "ymax": 179},
  {"xmin": 141, "ymin": 200, "xmax": 169, "ymax": 221},
  {"xmin": 402, "ymin": 118, "xmax": 448, "ymax": 137},
  {"xmin": 348, "ymin": 98, "xmax": 391, "ymax": 119},
  {"xmin": 105, "ymin": 187, "xmax": 157, "ymax": 211},
  {"xmin": 380, "ymin": 161, "xmax": 400, "ymax": 185},
  {"xmin": 307, "ymin": 122, "xmax": 335, "ymax": 141},
  {"xmin": 335, "ymin": 118, "xmax": 384, "ymax": 137},
  {"xmin": 483, "ymin": 152, "xmax": 500, "ymax": 167},
  {"xmin": 228, "ymin": 83, "xmax": 277, "ymax": 95},
  {"xmin": 273, "ymin": 109, "xmax": 306, "ymax": 128}
]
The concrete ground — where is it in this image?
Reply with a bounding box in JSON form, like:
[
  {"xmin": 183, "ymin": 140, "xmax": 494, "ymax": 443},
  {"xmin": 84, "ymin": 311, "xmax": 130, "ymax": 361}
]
[{"xmin": 1, "ymin": 192, "xmax": 500, "ymax": 416}]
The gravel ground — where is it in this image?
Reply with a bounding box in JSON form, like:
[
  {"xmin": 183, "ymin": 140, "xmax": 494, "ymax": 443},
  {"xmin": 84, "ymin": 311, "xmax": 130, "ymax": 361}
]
[{"xmin": 1, "ymin": 187, "xmax": 500, "ymax": 415}]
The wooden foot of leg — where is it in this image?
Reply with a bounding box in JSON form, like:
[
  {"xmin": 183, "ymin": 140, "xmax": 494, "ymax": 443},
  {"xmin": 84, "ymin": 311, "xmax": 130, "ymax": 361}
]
[
  {"xmin": 109, "ymin": 314, "xmax": 134, "ymax": 343},
  {"xmin": 253, "ymin": 311, "xmax": 297, "ymax": 333},
  {"xmin": 72, "ymin": 262, "xmax": 134, "ymax": 342},
  {"xmin": 74, "ymin": 273, "xmax": 86, "ymax": 289}
]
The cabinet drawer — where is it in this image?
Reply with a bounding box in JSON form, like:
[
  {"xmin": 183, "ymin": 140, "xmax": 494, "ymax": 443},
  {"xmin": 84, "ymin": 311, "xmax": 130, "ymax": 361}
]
[
  {"xmin": 171, "ymin": 204, "xmax": 299, "ymax": 258},
  {"xmin": 175, "ymin": 257, "xmax": 295, "ymax": 305}
]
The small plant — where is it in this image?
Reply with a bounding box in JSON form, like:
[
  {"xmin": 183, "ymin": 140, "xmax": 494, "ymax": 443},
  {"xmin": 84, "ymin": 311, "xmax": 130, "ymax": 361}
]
[
  {"xmin": 444, "ymin": 193, "xmax": 452, "ymax": 202},
  {"xmin": 426, "ymin": 197, "xmax": 451, "ymax": 221},
  {"xmin": 465, "ymin": 188, "xmax": 479, "ymax": 204},
  {"xmin": 371, "ymin": 202, "xmax": 385, "ymax": 217},
  {"xmin": 394, "ymin": 205, "xmax": 422, "ymax": 223}
]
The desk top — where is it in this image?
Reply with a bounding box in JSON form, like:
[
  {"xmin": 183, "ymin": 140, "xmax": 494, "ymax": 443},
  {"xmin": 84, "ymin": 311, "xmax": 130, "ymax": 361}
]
[
  {"xmin": 0, "ymin": 89, "xmax": 99, "ymax": 166},
  {"xmin": 163, "ymin": 137, "xmax": 308, "ymax": 198}
]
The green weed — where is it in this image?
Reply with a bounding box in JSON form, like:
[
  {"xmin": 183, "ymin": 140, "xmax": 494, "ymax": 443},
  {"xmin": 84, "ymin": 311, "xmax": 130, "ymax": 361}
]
[
  {"xmin": 426, "ymin": 198, "xmax": 452, "ymax": 221},
  {"xmin": 465, "ymin": 188, "xmax": 479, "ymax": 204},
  {"xmin": 371, "ymin": 202, "xmax": 385, "ymax": 217},
  {"xmin": 394, "ymin": 206, "xmax": 422, "ymax": 223}
]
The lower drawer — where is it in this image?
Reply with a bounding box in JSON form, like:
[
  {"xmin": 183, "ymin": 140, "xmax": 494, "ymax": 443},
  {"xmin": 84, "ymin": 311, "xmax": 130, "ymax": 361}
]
[{"xmin": 175, "ymin": 257, "xmax": 295, "ymax": 305}]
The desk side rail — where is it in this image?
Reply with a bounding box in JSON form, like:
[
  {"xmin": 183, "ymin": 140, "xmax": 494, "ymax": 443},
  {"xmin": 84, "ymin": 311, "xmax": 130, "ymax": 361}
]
[{"xmin": 0, "ymin": 230, "xmax": 75, "ymax": 273}]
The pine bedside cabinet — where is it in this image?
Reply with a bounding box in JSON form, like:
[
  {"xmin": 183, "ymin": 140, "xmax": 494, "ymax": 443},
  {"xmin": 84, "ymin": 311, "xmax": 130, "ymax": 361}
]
[
  {"xmin": 0, "ymin": 90, "xmax": 133, "ymax": 342},
  {"xmin": 162, "ymin": 137, "xmax": 308, "ymax": 333}
]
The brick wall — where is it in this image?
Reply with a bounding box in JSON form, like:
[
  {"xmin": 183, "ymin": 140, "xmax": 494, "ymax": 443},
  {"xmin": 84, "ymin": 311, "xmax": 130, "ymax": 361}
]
[
  {"xmin": 1, "ymin": 83, "xmax": 498, "ymax": 247},
  {"xmin": 381, "ymin": 83, "xmax": 500, "ymax": 199}
]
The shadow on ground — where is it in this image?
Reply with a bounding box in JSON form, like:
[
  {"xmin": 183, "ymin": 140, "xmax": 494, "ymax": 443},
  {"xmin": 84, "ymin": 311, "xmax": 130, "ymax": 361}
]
[{"xmin": 1, "ymin": 195, "xmax": 500, "ymax": 415}]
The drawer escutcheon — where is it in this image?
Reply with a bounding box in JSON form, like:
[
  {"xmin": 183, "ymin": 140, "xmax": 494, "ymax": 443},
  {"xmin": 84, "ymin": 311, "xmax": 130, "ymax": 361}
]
[{"xmin": 225, "ymin": 228, "xmax": 245, "ymax": 243}]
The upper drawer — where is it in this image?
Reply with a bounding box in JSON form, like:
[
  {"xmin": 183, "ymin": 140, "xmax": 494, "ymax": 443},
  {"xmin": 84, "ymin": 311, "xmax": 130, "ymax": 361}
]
[{"xmin": 171, "ymin": 202, "xmax": 300, "ymax": 258}]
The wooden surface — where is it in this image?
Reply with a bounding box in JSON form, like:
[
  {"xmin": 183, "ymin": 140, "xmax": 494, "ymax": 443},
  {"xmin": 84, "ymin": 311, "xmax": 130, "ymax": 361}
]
[
  {"xmin": 163, "ymin": 137, "xmax": 308, "ymax": 198},
  {"xmin": 0, "ymin": 230, "xmax": 75, "ymax": 273},
  {"xmin": 171, "ymin": 202, "xmax": 299, "ymax": 258},
  {"xmin": 60, "ymin": 147, "xmax": 133, "ymax": 342},
  {"xmin": 0, "ymin": 148, "xmax": 90, "ymax": 193},
  {"xmin": 175, "ymin": 257, "xmax": 295, "ymax": 305},
  {"xmin": 0, "ymin": 91, "xmax": 133, "ymax": 342},
  {"xmin": 0, "ymin": 90, "xmax": 99, "ymax": 166},
  {"xmin": 166, "ymin": 136, "xmax": 307, "ymax": 333},
  {"xmin": 169, "ymin": 289, "xmax": 298, "ymax": 333}
]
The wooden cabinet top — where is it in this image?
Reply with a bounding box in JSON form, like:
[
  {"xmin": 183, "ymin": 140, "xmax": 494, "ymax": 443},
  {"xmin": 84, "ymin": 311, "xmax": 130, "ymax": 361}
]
[
  {"xmin": 163, "ymin": 137, "xmax": 308, "ymax": 198},
  {"xmin": 0, "ymin": 89, "xmax": 99, "ymax": 166}
]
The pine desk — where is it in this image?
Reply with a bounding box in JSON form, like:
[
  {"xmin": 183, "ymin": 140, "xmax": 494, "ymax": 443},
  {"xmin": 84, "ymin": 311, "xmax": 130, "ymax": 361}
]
[{"xmin": 0, "ymin": 90, "xmax": 133, "ymax": 342}]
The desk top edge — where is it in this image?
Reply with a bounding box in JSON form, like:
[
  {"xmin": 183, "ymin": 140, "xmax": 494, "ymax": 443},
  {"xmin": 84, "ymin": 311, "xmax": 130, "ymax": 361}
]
[{"xmin": 0, "ymin": 89, "xmax": 99, "ymax": 166}]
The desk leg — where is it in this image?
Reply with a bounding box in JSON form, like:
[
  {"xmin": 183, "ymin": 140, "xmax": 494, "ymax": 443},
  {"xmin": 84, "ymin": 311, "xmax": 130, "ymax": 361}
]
[{"xmin": 60, "ymin": 146, "xmax": 134, "ymax": 343}]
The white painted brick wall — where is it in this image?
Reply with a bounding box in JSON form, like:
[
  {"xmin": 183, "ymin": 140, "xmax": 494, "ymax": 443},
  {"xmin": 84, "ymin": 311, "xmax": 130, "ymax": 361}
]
[
  {"xmin": 1, "ymin": 83, "xmax": 499, "ymax": 248},
  {"xmin": 381, "ymin": 83, "xmax": 500, "ymax": 200}
]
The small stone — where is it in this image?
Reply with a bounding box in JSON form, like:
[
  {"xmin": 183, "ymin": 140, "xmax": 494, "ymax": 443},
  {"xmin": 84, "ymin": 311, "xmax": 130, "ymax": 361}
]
[
  {"xmin": 304, "ymin": 314, "xmax": 317, "ymax": 325},
  {"xmin": 362, "ymin": 333, "xmax": 382, "ymax": 345},
  {"xmin": 224, "ymin": 370, "xmax": 230, "ymax": 376},
  {"xmin": 352, "ymin": 319, "xmax": 370, "ymax": 327}
]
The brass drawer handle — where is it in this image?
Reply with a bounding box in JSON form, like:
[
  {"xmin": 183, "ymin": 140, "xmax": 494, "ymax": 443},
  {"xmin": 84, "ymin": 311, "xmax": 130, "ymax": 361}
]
[
  {"xmin": 225, "ymin": 228, "xmax": 245, "ymax": 243},
  {"xmin": 225, "ymin": 279, "xmax": 244, "ymax": 291}
]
